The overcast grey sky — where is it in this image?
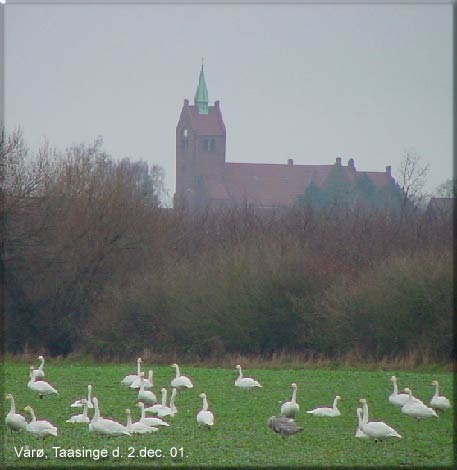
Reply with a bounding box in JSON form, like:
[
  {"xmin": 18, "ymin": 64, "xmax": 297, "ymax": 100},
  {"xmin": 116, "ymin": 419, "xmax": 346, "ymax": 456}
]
[{"xmin": 5, "ymin": 2, "xmax": 453, "ymax": 202}]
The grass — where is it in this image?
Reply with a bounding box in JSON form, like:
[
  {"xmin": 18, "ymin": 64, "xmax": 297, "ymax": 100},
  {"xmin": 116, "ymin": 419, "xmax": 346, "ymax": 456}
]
[{"xmin": 2, "ymin": 361, "xmax": 454, "ymax": 468}]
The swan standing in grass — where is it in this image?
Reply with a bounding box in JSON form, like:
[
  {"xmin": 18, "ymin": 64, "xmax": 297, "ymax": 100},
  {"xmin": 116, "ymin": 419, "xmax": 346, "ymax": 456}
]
[
  {"xmin": 32, "ymin": 356, "xmax": 45, "ymax": 379},
  {"xmin": 5, "ymin": 394, "xmax": 27, "ymax": 434},
  {"xmin": 306, "ymin": 396, "xmax": 341, "ymax": 417},
  {"xmin": 355, "ymin": 407, "xmax": 368, "ymax": 438},
  {"xmin": 171, "ymin": 363, "xmax": 194, "ymax": 389},
  {"xmin": 145, "ymin": 388, "xmax": 167, "ymax": 414},
  {"xmin": 359, "ymin": 398, "xmax": 401, "ymax": 442},
  {"xmin": 158, "ymin": 389, "xmax": 178, "ymax": 418},
  {"xmin": 137, "ymin": 402, "xmax": 170, "ymax": 427},
  {"xmin": 27, "ymin": 366, "xmax": 58, "ymax": 398},
  {"xmin": 71, "ymin": 384, "xmax": 94, "ymax": 409},
  {"xmin": 130, "ymin": 369, "xmax": 153, "ymax": 390},
  {"xmin": 401, "ymin": 388, "xmax": 438, "ymax": 420},
  {"xmin": 121, "ymin": 358, "xmax": 142, "ymax": 386},
  {"xmin": 197, "ymin": 392, "xmax": 214, "ymax": 428},
  {"xmin": 388, "ymin": 376, "xmax": 423, "ymax": 407},
  {"xmin": 280, "ymin": 383, "xmax": 299, "ymax": 418},
  {"xmin": 89, "ymin": 397, "xmax": 131, "ymax": 436},
  {"xmin": 235, "ymin": 365, "xmax": 262, "ymax": 390},
  {"xmin": 267, "ymin": 416, "xmax": 304, "ymax": 437},
  {"xmin": 137, "ymin": 372, "xmax": 157, "ymax": 404},
  {"xmin": 66, "ymin": 399, "xmax": 90, "ymax": 423},
  {"xmin": 23, "ymin": 405, "xmax": 58, "ymax": 439},
  {"xmin": 125, "ymin": 408, "xmax": 158, "ymax": 434},
  {"xmin": 430, "ymin": 380, "xmax": 451, "ymax": 412}
]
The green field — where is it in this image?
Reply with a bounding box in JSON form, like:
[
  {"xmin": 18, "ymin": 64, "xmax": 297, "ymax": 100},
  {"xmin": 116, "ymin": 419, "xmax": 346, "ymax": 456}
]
[{"xmin": 2, "ymin": 361, "xmax": 454, "ymax": 468}]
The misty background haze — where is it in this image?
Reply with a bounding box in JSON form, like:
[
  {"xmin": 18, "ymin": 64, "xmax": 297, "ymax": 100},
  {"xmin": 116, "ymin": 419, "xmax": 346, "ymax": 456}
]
[{"xmin": 5, "ymin": 2, "xmax": 452, "ymax": 204}]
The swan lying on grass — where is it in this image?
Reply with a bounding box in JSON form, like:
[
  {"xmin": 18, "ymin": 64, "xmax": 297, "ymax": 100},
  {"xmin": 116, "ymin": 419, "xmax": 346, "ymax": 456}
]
[
  {"xmin": 430, "ymin": 380, "xmax": 451, "ymax": 412},
  {"xmin": 24, "ymin": 405, "xmax": 58, "ymax": 439},
  {"xmin": 130, "ymin": 369, "xmax": 154, "ymax": 389},
  {"xmin": 137, "ymin": 372, "xmax": 157, "ymax": 404},
  {"xmin": 89, "ymin": 397, "xmax": 130, "ymax": 436},
  {"xmin": 125, "ymin": 408, "xmax": 158, "ymax": 434},
  {"xmin": 121, "ymin": 358, "xmax": 142, "ymax": 386},
  {"xmin": 71, "ymin": 384, "xmax": 94, "ymax": 409},
  {"xmin": 158, "ymin": 388, "xmax": 177, "ymax": 418},
  {"xmin": 354, "ymin": 407, "xmax": 368, "ymax": 438},
  {"xmin": 67, "ymin": 399, "xmax": 90, "ymax": 423},
  {"xmin": 306, "ymin": 396, "xmax": 341, "ymax": 417},
  {"xmin": 389, "ymin": 376, "xmax": 423, "ymax": 407},
  {"xmin": 5, "ymin": 393, "xmax": 27, "ymax": 434},
  {"xmin": 137, "ymin": 402, "xmax": 170, "ymax": 427},
  {"xmin": 235, "ymin": 365, "xmax": 262, "ymax": 390}
]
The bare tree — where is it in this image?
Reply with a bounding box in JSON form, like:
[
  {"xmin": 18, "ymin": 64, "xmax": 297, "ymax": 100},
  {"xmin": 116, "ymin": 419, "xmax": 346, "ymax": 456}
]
[
  {"xmin": 434, "ymin": 178, "xmax": 456, "ymax": 198},
  {"xmin": 397, "ymin": 150, "xmax": 429, "ymax": 210}
]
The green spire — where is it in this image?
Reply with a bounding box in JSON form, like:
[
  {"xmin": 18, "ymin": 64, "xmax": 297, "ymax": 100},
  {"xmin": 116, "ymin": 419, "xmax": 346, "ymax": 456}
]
[{"xmin": 194, "ymin": 62, "xmax": 209, "ymax": 115}]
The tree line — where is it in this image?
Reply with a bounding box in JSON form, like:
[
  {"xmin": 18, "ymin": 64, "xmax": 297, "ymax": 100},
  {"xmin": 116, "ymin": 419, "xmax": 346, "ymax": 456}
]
[{"xmin": 2, "ymin": 130, "xmax": 453, "ymax": 362}]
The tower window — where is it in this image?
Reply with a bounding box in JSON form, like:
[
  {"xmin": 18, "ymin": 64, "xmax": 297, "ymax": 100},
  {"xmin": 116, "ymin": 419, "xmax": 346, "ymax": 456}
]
[{"xmin": 204, "ymin": 138, "xmax": 215, "ymax": 152}]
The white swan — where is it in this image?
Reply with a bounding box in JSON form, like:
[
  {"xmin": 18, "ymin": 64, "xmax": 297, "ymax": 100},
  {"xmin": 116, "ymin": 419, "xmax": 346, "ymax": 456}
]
[
  {"xmin": 306, "ymin": 396, "xmax": 341, "ymax": 417},
  {"xmin": 137, "ymin": 372, "xmax": 157, "ymax": 404},
  {"xmin": 197, "ymin": 392, "xmax": 214, "ymax": 427},
  {"xmin": 430, "ymin": 380, "xmax": 451, "ymax": 412},
  {"xmin": 32, "ymin": 355, "xmax": 45, "ymax": 379},
  {"xmin": 158, "ymin": 388, "xmax": 177, "ymax": 418},
  {"xmin": 130, "ymin": 369, "xmax": 153, "ymax": 389},
  {"xmin": 144, "ymin": 388, "xmax": 167, "ymax": 415},
  {"xmin": 401, "ymin": 388, "xmax": 438, "ymax": 420},
  {"xmin": 280, "ymin": 383, "xmax": 299, "ymax": 418},
  {"xmin": 89, "ymin": 397, "xmax": 131, "ymax": 436},
  {"xmin": 23, "ymin": 405, "xmax": 58, "ymax": 439},
  {"xmin": 235, "ymin": 365, "xmax": 262, "ymax": 390},
  {"xmin": 121, "ymin": 357, "xmax": 142, "ymax": 386},
  {"xmin": 66, "ymin": 399, "xmax": 90, "ymax": 423},
  {"xmin": 355, "ymin": 407, "xmax": 368, "ymax": 438},
  {"xmin": 388, "ymin": 376, "xmax": 423, "ymax": 407},
  {"xmin": 27, "ymin": 366, "xmax": 58, "ymax": 398},
  {"xmin": 359, "ymin": 398, "xmax": 401, "ymax": 441},
  {"xmin": 171, "ymin": 363, "xmax": 194, "ymax": 389},
  {"xmin": 137, "ymin": 402, "xmax": 170, "ymax": 427},
  {"xmin": 71, "ymin": 384, "xmax": 94, "ymax": 409},
  {"xmin": 5, "ymin": 393, "xmax": 27, "ymax": 434},
  {"xmin": 125, "ymin": 408, "xmax": 158, "ymax": 434}
]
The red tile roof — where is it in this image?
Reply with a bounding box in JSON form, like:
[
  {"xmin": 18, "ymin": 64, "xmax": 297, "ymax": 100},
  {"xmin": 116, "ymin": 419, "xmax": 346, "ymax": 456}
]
[{"xmin": 203, "ymin": 162, "xmax": 394, "ymax": 207}]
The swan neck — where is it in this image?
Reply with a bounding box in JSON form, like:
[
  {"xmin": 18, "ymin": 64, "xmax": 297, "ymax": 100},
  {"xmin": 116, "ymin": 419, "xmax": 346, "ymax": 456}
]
[
  {"xmin": 333, "ymin": 398, "xmax": 338, "ymax": 410},
  {"xmin": 126, "ymin": 413, "xmax": 132, "ymax": 429},
  {"xmin": 175, "ymin": 365, "xmax": 180, "ymax": 378},
  {"xmin": 139, "ymin": 375, "xmax": 145, "ymax": 392},
  {"xmin": 29, "ymin": 408, "xmax": 36, "ymax": 422},
  {"xmin": 137, "ymin": 360, "xmax": 142, "ymax": 376},
  {"xmin": 140, "ymin": 403, "xmax": 145, "ymax": 419},
  {"xmin": 161, "ymin": 389, "xmax": 168, "ymax": 406},
  {"xmin": 82, "ymin": 401, "xmax": 88, "ymax": 417},
  {"xmin": 434, "ymin": 382, "xmax": 439, "ymax": 397},
  {"xmin": 356, "ymin": 409, "xmax": 363, "ymax": 428},
  {"xmin": 149, "ymin": 370, "xmax": 153, "ymax": 383},
  {"xmin": 9, "ymin": 397, "xmax": 16, "ymax": 414},
  {"xmin": 87, "ymin": 387, "xmax": 92, "ymax": 401},
  {"xmin": 93, "ymin": 399, "xmax": 100, "ymax": 422},
  {"xmin": 392, "ymin": 378, "xmax": 398, "ymax": 395},
  {"xmin": 238, "ymin": 368, "xmax": 243, "ymax": 379},
  {"xmin": 291, "ymin": 387, "xmax": 297, "ymax": 403},
  {"xmin": 170, "ymin": 390, "xmax": 176, "ymax": 406},
  {"xmin": 362, "ymin": 402, "xmax": 368, "ymax": 423},
  {"xmin": 202, "ymin": 396, "xmax": 209, "ymax": 411}
]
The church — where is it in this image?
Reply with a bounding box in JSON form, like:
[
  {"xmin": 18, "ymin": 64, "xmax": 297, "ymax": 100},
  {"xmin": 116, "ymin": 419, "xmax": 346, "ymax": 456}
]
[{"xmin": 175, "ymin": 66, "xmax": 395, "ymax": 210}]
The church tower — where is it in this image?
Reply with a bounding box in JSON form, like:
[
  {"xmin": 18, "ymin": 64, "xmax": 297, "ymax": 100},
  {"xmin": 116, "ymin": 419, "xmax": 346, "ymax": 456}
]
[{"xmin": 175, "ymin": 64, "xmax": 226, "ymax": 209}]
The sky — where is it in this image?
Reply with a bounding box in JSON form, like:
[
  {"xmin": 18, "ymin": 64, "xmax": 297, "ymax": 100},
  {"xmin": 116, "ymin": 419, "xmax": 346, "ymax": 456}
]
[{"xmin": 4, "ymin": 2, "xmax": 453, "ymax": 204}]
